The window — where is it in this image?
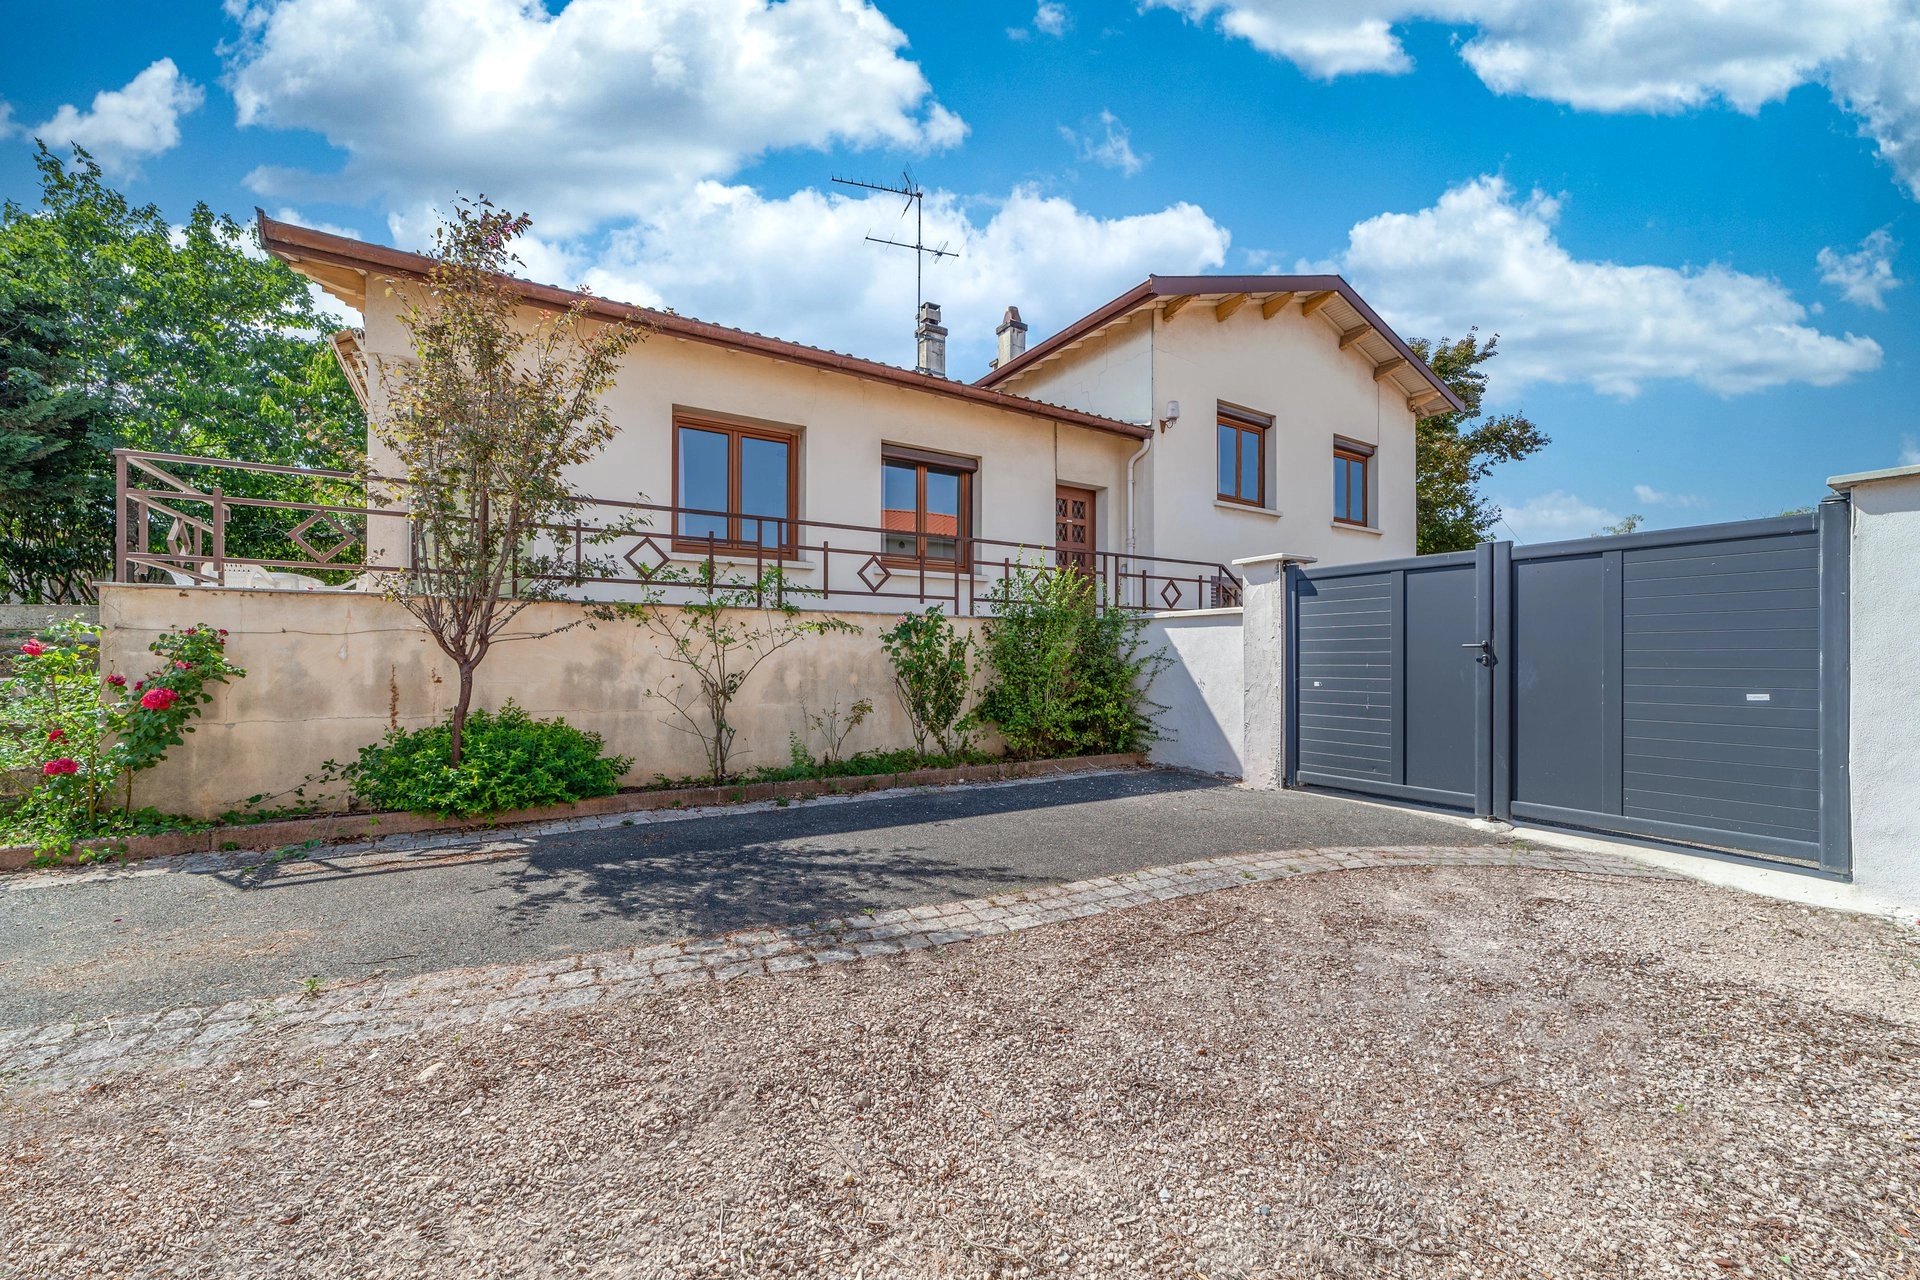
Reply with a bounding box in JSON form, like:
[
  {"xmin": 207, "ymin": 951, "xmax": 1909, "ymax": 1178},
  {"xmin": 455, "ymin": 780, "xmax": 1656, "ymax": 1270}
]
[
  {"xmin": 1216, "ymin": 405, "xmax": 1269, "ymax": 506},
  {"xmin": 1334, "ymin": 441, "xmax": 1372, "ymax": 526},
  {"xmin": 673, "ymin": 417, "xmax": 796, "ymax": 553},
  {"xmin": 881, "ymin": 446, "xmax": 975, "ymax": 567}
]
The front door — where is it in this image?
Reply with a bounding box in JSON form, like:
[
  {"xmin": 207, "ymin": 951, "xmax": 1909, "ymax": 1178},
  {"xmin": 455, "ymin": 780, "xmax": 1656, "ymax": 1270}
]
[{"xmin": 1055, "ymin": 485, "xmax": 1096, "ymax": 571}]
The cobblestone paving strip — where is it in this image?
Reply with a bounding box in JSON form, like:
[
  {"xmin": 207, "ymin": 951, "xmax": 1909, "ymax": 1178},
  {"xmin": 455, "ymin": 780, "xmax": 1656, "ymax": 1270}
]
[{"xmin": 0, "ymin": 844, "xmax": 1671, "ymax": 1088}]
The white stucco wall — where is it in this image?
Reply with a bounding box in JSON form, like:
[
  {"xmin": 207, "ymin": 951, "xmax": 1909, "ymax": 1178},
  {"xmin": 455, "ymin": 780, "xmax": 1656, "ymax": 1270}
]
[
  {"xmin": 356, "ymin": 289, "xmax": 1140, "ymax": 611},
  {"xmin": 999, "ymin": 312, "xmax": 1153, "ymax": 427},
  {"xmin": 1838, "ymin": 470, "xmax": 1920, "ymax": 910},
  {"xmin": 1144, "ymin": 609, "xmax": 1245, "ymax": 776},
  {"xmin": 1143, "ymin": 303, "xmax": 1417, "ymax": 567},
  {"xmin": 992, "ymin": 295, "xmax": 1420, "ymax": 576}
]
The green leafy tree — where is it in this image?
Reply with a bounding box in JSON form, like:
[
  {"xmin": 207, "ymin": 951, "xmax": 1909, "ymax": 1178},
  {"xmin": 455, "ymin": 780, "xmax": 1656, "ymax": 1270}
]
[
  {"xmin": 1409, "ymin": 330, "xmax": 1548, "ymax": 553},
  {"xmin": 1601, "ymin": 513, "xmax": 1645, "ymax": 536},
  {"xmin": 376, "ymin": 196, "xmax": 643, "ymax": 765},
  {"xmin": 0, "ymin": 145, "xmax": 365, "ymax": 595},
  {"xmin": 0, "ymin": 278, "xmax": 110, "ymax": 602}
]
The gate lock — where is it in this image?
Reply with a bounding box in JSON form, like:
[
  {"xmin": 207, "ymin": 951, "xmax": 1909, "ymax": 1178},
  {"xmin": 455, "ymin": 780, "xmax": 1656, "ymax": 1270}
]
[{"xmin": 1460, "ymin": 639, "xmax": 1495, "ymax": 667}]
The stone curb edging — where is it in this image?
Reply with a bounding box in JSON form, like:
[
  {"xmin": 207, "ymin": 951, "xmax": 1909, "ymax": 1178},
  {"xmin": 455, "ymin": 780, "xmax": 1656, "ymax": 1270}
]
[
  {"xmin": 0, "ymin": 753, "xmax": 1147, "ymax": 873},
  {"xmin": 0, "ymin": 844, "xmax": 1674, "ymax": 1088}
]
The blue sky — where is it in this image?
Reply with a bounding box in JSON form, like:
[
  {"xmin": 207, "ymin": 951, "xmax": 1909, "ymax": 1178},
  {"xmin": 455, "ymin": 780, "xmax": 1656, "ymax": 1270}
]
[{"xmin": 4, "ymin": 0, "xmax": 1916, "ymax": 539}]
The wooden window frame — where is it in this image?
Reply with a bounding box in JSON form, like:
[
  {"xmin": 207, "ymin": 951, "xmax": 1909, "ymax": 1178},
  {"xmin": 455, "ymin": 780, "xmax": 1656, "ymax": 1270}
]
[
  {"xmin": 1333, "ymin": 440, "xmax": 1373, "ymax": 527},
  {"xmin": 671, "ymin": 415, "xmax": 799, "ymax": 556},
  {"xmin": 1216, "ymin": 406, "xmax": 1270, "ymax": 508},
  {"xmin": 881, "ymin": 447, "xmax": 975, "ymax": 571}
]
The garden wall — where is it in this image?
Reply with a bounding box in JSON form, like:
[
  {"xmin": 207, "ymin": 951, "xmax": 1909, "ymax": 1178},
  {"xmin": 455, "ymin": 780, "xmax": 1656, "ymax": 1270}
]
[
  {"xmin": 1143, "ymin": 609, "xmax": 1245, "ymax": 777},
  {"xmin": 98, "ymin": 584, "xmax": 987, "ymax": 819}
]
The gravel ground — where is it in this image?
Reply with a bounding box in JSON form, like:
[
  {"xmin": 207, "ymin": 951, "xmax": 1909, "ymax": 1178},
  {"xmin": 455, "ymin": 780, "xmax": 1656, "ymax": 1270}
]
[{"xmin": 4, "ymin": 865, "xmax": 1917, "ymax": 1279}]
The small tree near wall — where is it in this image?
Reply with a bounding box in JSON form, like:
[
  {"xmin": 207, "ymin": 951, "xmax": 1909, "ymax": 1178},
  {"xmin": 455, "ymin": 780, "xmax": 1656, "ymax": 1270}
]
[
  {"xmin": 599, "ymin": 564, "xmax": 857, "ymax": 784},
  {"xmin": 376, "ymin": 197, "xmax": 641, "ymax": 764},
  {"xmin": 880, "ymin": 607, "xmax": 975, "ymax": 760}
]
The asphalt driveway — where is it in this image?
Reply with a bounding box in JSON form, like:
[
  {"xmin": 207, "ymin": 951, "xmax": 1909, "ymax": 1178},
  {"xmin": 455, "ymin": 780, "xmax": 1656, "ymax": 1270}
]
[{"xmin": 0, "ymin": 768, "xmax": 1502, "ymax": 1026}]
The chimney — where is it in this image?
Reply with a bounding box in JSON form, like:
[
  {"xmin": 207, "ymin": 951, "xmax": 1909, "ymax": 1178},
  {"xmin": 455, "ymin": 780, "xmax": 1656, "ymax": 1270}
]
[
  {"xmin": 915, "ymin": 302, "xmax": 947, "ymax": 378},
  {"xmin": 992, "ymin": 305, "xmax": 1028, "ymax": 369}
]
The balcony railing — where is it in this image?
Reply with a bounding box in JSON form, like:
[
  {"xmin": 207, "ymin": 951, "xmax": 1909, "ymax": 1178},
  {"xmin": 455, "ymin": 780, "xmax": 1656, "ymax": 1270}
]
[{"xmin": 112, "ymin": 449, "xmax": 1242, "ymax": 615}]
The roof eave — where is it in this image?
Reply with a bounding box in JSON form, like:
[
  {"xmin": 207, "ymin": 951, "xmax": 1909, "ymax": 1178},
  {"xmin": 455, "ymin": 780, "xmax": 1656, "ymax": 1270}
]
[
  {"xmin": 255, "ymin": 211, "xmax": 1150, "ymax": 442},
  {"xmin": 979, "ymin": 274, "xmax": 1466, "ymax": 415}
]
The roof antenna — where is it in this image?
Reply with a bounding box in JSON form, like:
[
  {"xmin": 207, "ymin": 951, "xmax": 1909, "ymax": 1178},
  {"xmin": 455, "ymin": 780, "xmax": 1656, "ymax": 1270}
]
[{"xmin": 832, "ymin": 168, "xmax": 958, "ymax": 361}]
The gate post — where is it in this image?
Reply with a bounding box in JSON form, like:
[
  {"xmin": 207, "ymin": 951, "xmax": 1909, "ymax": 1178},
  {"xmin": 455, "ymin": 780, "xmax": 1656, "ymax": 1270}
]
[
  {"xmin": 1489, "ymin": 540, "xmax": 1513, "ymax": 822},
  {"xmin": 1232, "ymin": 552, "xmax": 1315, "ymax": 790},
  {"xmin": 1816, "ymin": 495, "xmax": 1852, "ymax": 876}
]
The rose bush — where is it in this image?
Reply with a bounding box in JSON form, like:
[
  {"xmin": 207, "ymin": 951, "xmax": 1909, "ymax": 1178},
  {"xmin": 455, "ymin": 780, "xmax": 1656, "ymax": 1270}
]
[{"xmin": 2, "ymin": 619, "xmax": 245, "ymax": 859}]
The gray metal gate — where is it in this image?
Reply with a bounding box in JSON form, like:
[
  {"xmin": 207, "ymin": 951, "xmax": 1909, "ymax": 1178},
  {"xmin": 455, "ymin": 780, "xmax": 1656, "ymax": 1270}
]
[{"xmin": 1285, "ymin": 501, "xmax": 1850, "ymax": 875}]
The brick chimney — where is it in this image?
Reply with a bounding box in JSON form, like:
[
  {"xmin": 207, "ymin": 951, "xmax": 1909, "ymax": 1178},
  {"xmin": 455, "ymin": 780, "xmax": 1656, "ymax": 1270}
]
[
  {"xmin": 915, "ymin": 302, "xmax": 947, "ymax": 378},
  {"xmin": 992, "ymin": 305, "xmax": 1028, "ymax": 369}
]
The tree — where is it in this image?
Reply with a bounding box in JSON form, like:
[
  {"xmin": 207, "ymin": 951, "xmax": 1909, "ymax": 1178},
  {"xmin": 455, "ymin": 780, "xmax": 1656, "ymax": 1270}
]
[
  {"xmin": 0, "ymin": 278, "xmax": 110, "ymax": 602},
  {"xmin": 1408, "ymin": 330, "xmax": 1548, "ymax": 554},
  {"xmin": 1601, "ymin": 513, "xmax": 1645, "ymax": 536},
  {"xmin": 599, "ymin": 564, "xmax": 858, "ymax": 784},
  {"xmin": 376, "ymin": 197, "xmax": 642, "ymax": 765},
  {"xmin": 0, "ymin": 145, "xmax": 365, "ymax": 595}
]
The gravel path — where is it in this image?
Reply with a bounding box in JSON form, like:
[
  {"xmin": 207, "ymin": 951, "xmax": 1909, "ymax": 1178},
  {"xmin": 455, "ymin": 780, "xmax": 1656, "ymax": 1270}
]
[{"xmin": 5, "ymin": 862, "xmax": 1916, "ymax": 1278}]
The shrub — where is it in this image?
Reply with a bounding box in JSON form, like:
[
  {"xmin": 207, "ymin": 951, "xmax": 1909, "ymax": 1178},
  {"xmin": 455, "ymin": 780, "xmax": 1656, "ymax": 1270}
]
[
  {"xmin": 879, "ymin": 607, "xmax": 975, "ymax": 760},
  {"xmin": 974, "ymin": 566, "xmax": 1168, "ymax": 760},
  {"xmin": 2, "ymin": 619, "xmax": 244, "ymax": 857},
  {"xmin": 347, "ymin": 702, "xmax": 632, "ymax": 817}
]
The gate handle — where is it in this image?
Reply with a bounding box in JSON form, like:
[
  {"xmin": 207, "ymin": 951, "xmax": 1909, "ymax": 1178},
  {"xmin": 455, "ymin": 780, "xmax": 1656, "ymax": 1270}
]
[{"xmin": 1460, "ymin": 639, "xmax": 1494, "ymax": 666}]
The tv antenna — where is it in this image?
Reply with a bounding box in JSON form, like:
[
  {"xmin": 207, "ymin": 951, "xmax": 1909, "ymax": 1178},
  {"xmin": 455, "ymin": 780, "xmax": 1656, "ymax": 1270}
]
[{"xmin": 831, "ymin": 169, "xmax": 957, "ymax": 316}]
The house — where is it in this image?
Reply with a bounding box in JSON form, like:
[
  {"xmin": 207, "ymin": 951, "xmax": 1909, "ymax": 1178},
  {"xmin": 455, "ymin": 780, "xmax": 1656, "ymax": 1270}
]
[{"xmin": 256, "ymin": 214, "xmax": 1462, "ymax": 612}]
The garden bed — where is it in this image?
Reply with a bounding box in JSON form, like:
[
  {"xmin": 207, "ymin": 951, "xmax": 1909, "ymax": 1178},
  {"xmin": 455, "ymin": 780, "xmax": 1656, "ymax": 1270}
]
[{"xmin": 0, "ymin": 753, "xmax": 1146, "ymax": 872}]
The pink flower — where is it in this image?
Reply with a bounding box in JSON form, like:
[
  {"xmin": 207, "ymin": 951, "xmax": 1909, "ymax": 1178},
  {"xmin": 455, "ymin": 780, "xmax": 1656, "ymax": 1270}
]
[
  {"xmin": 140, "ymin": 687, "xmax": 179, "ymax": 711},
  {"xmin": 42, "ymin": 758, "xmax": 78, "ymax": 777},
  {"xmin": 46, "ymin": 728, "xmax": 65, "ymax": 743},
  {"xmin": 174, "ymin": 660, "xmax": 192, "ymax": 671},
  {"xmin": 19, "ymin": 639, "xmax": 44, "ymax": 657},
  {"xmin": 105, "ymin": 674, "xmax": 127, "ymax": 687}
]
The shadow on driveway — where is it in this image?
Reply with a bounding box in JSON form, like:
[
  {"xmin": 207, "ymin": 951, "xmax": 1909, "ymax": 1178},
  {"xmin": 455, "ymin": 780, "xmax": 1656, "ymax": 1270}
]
[{"xmin": 0, "ymin": 769, "xmax": 1498, "ymax": 1025}]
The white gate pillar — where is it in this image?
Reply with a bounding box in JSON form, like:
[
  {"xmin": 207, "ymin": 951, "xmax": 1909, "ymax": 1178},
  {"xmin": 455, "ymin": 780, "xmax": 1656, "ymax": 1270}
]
[{"xmin": 1233, "ymin": 552, "xmax": 1316, "ymax": 790}]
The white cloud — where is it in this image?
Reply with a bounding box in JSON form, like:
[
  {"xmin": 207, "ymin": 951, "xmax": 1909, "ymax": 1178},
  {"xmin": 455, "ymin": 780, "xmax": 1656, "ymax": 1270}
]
[
  {"xmin": 1900, "ymin": 435, "xmax": 1920, "ymax": 466},
  {"xmin": 223, "ymin": 0, "xmax": 967, "ymax": 235},
  {"xmin": 1632, "ymin": 483, "xmax": 1704, "ymax": 508},
  {"xmin": 1145, "ymin": 1, "xmax": 1920, "ymax": 199},
  {"xmin": 575, "ymin": 182, "xmax": 1229, "ymax": 377},
  {"xmin": 26, "ymin": 59, "xmax": 204, "ymax": 176},
  {"xmin": 1034, "ymin": 3, "xmax": 1072, "ymax": 36},
  {"xmin": 1497, "ymin": 490, "xmax": 1622, "ymax": 543},
  {"xmin": 1817, "ymin": 228, "xmax": 1903, "ymax": 309},
  {"xmin": 1060, "ymin": 110, "xmax": 1147, "ymax": 176},
  {"xmin": 1329, "ymin": 175, "xmax": 1883, "ymax": 397}
]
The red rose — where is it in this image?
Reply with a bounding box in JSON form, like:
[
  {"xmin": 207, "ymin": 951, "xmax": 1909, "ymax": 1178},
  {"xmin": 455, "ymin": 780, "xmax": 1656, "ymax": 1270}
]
[
  {"xmin": 217, "ymin": 629, "xmax": 228, "ymax": 637},
  {"xmin": 46, "ymin": 728, "xmax": 65, "ymax": 743},
  {"xmin": 174, "ymin": 661, "xmax": 192, "ymax": 671},
  {"xmin": 105, "ymin": 674, "xmax": 127, "ymax": 687},
  {"xmin": 42, "ymin": 758, "xmax": 78, "ymax": 777},
  {"xmin": 140, "ymin": 687, "xmax": 179, "ymax": 711},
  {"xmin": 20, "ymin": 639, "xmax": 44, "ymax": 657}
]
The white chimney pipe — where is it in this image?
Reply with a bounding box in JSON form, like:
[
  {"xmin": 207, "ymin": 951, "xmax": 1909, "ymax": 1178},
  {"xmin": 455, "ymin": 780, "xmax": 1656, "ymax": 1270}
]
[
  {"xmin": 993, "ymin": 305, "xmax": 1028, "ymax": 369},
  {"xmin": 915, "ymin": 302, "xmax": 947, "ymax": 378}
]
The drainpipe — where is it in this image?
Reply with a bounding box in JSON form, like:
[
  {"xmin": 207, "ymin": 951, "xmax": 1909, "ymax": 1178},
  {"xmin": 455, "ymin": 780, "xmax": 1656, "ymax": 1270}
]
[{"xmin": 1125, "ymin": 434, "xmax": 1152, "ymax": 608}]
